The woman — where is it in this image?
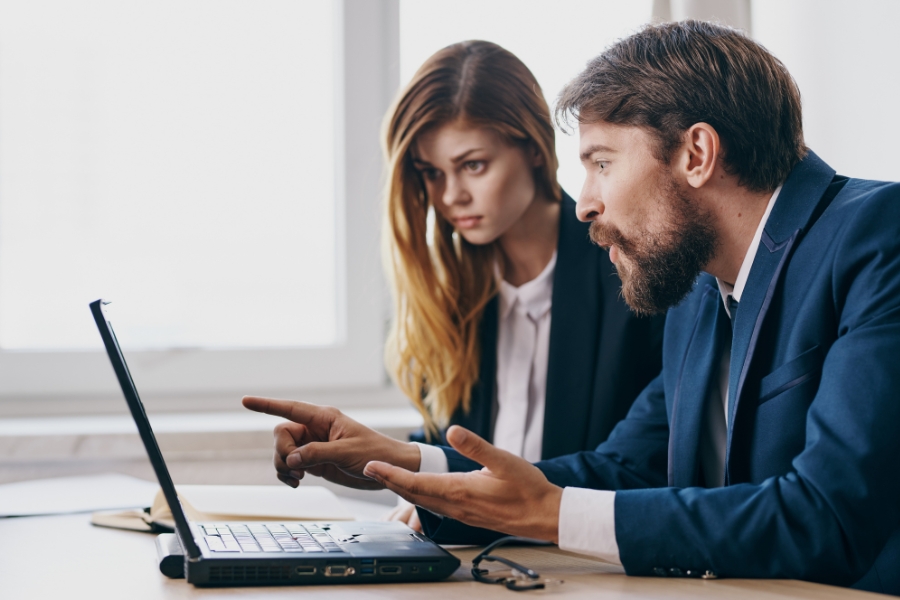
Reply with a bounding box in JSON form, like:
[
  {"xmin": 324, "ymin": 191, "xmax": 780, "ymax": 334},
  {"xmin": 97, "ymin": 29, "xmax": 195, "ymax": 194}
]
[{"xmin": 381, "ymin": 41, "xmax": 664, "ymax": 528}]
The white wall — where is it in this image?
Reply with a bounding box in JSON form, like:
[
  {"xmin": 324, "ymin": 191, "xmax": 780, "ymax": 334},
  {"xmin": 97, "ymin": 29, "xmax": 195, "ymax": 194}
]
[{"xmin": 753, "ymin": 0, "xmax": 900, "ymax": 182}]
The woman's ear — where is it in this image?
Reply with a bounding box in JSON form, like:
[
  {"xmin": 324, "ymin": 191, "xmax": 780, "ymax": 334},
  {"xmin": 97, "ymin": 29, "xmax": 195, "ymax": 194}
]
[{"xmin": 529, "ymin": 143, "xmax": 544, "ymax": 168}]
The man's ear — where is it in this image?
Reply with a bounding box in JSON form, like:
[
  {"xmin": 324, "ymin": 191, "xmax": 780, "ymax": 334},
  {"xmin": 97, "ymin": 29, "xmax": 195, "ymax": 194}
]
[{"xmin": 676, "ymin": 123, "xmax": 720, "ymax": 189}]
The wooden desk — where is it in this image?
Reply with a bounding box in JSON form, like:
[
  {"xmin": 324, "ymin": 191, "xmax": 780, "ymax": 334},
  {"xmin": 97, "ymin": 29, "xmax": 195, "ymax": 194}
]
[{"xmin": 0, "ymin": 507, "xmax": 887, "ymax": 599}]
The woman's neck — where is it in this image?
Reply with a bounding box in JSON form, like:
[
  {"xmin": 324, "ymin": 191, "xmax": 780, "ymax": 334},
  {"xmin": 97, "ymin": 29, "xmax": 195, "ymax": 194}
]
[{"xmin": 498, "ymin": 195, "xmax": 560, "ymax": 287}]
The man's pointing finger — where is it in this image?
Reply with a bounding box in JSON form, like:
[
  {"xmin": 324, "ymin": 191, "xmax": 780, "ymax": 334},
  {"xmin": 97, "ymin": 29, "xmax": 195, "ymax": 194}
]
[{"xmin": 242, "ymin": 396, "xmax": 322, "ymax": 425}]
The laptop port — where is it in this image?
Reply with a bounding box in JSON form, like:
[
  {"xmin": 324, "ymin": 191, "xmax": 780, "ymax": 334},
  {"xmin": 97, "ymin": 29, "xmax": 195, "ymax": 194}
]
[
  {"xmin": 324, "ymin": 565, "xmax": 355, "ymax": 577},
  {"xmin": 295, "ymin": 566, "xmax": 316, "ymax": 576},
  {"xmin": 379, "ymin": 565, "xmax": 401, "ymax": 575},
  {"xmin": 360, "ymin": 567, "xmax": 375, "ymax": 575}
]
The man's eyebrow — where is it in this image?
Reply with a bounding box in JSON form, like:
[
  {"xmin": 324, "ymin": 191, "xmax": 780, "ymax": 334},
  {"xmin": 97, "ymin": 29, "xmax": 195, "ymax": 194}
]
[{"xmin": 580, "ymin": 144, "xmax": 617, "ymax": 161}]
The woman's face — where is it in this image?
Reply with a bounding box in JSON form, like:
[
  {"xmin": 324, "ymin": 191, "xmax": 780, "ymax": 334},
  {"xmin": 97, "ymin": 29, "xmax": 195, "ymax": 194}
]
[{"xmin": 411, "ymin": 121, "xmax": 541, "ymax": 245}]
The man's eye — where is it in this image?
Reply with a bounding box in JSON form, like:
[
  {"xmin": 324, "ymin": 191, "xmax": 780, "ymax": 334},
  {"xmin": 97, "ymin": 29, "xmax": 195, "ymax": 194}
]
[{"xmin": 596, "ymin": 160, "xmax": 610, "ymax": 171}]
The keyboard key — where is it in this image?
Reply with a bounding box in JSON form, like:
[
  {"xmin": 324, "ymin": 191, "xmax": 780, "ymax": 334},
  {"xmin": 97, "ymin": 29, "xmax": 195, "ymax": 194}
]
[{"xmin": 204, "ymin": 536, "xmax": 240, "ymax": 552}]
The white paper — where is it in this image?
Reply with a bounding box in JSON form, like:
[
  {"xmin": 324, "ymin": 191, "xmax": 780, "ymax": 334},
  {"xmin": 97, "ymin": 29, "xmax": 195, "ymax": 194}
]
[
  {"xmin": 0, "ymin": 473, "xmax": 158, "ymax": 517},
  {"xmin": 177, "ymin": 484, "xmax": 352, "ymax": 521}
]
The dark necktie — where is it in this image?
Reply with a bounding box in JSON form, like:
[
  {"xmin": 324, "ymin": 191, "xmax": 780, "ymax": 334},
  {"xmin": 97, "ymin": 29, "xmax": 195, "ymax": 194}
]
[{"xmin": 727, "ymin": 296, "xmax": 739, "ymax": 330}]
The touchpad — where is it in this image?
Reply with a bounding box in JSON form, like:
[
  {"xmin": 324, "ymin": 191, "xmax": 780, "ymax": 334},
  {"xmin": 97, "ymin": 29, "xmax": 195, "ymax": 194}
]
[{"xmin": 354, "ymin": 534, "xmax": 421, "ymax": 543}]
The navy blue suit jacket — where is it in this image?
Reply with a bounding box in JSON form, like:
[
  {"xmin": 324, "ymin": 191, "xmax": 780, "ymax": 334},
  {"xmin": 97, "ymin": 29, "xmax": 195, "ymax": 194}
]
[
  {"xmin": 420, "ymin": 153, "xmax": 900, "ymax": 595},
  {"xmin": 411, "ymin": 193, "xmax": 664, "ymax": 459}
]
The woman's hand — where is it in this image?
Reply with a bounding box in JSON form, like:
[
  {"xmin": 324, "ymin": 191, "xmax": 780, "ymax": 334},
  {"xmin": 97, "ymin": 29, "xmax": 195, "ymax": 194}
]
[
  {"xmin": 242, "ymin": 396, "xmax": 423, "ymax": 490},
  {"xmin": 381, "ymin": 499, "xmax": 422, "ymax": 532}
]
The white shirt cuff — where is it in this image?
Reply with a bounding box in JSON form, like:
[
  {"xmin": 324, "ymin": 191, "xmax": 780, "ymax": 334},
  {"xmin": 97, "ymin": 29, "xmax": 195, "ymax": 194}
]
[
  {"xmin": 412, "ymin": 442, "xmax": 449, "ymax": 474},
  {"xmin": 558, "ymin": 487, "xmax": 624, "ymax": 569}
]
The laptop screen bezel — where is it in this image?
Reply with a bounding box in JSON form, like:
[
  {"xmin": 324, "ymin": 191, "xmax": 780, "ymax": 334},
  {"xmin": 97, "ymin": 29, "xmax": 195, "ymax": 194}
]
[{"xmin": 90, "ymin": 299, "xmax": 202, "ymax": 560}]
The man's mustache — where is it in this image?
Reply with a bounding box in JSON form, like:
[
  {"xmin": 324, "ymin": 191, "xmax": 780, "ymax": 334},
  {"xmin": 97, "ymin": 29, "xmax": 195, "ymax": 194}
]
[{"xmin": 589, "ymin": 220, "xmax": 631, "ymax": 253}]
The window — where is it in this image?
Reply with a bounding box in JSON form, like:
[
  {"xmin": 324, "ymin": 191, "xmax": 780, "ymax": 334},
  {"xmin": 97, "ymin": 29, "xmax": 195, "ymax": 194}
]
[
  {"xmin": 0, "ymin": 0, "xmax": 336, "ymax": 351},
  {"xmin": 0, "ymin": 0, "xmax": 396, "ymax": 405}
]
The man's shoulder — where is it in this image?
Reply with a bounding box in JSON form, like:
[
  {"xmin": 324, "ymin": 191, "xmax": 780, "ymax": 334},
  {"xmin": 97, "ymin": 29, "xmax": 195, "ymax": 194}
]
[{"xmin": 818, "ymin": 176, "xmax": 900, "ymax": 239}]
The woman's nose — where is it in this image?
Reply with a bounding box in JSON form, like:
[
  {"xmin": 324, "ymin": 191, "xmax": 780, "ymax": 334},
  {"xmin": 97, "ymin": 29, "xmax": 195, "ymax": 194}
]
[{"xmin": 441, "ymin": 175, "xmax": 470, "ymax": 207}]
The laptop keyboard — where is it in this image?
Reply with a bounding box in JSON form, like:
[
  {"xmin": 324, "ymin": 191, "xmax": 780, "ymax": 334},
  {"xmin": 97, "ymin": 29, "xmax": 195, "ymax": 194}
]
[{"xmin": 201, "ymin": 523, "xmax": 344, "ymax": 553}]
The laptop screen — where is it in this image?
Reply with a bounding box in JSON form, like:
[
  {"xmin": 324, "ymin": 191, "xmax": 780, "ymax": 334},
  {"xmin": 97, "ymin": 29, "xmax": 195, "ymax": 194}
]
[{"xmin": 90, "ymin": 299, "xmax": 202, "ymax": 560}]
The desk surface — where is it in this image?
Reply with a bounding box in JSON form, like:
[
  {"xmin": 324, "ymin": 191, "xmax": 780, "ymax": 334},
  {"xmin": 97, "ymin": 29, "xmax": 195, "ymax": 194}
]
[{"xmin": 0, "ymin": 507, "xmax": 887, "ymax": 599}]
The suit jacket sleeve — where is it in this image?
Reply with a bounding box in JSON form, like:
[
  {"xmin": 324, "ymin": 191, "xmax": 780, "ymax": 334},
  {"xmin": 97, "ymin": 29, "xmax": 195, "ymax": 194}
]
[{"xmin": 615, "ymin": 183, "xmax": 900, "ymax": 586}]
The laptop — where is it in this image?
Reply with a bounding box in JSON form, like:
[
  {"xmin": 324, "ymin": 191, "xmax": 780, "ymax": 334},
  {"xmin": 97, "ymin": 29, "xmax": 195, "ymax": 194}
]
[{"xmin": 90, "ymin": 299, "xmax": 460, "ymax": 586}]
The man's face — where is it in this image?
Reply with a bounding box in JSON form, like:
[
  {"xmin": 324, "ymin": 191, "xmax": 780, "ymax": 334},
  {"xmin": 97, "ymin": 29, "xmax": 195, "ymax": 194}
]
[{"xmin": 576, "ymin": 121, "xmax": 717, "ymax": 315}]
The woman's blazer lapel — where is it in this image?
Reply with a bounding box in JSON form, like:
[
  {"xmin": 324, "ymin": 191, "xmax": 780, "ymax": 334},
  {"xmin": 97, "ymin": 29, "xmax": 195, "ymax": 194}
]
[{"xmin": 542, "ymin": 195, "xmax": 605, "ymax": 458}]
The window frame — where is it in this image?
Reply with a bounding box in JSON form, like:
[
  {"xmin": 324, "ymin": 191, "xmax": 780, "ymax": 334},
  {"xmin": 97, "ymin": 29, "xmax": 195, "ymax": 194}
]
[{"xmin": 0, "ymin": 0, "xmax": 401, "ymax": 412}]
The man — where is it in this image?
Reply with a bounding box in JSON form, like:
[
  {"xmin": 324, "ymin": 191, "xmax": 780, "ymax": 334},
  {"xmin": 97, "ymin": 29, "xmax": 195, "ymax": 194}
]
[{"xmin": 243, "ymin": 21, "xmax": 900, "ymax": 594}]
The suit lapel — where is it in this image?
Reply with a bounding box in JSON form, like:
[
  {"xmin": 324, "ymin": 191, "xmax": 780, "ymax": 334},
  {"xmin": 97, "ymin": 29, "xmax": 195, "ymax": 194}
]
[
  {"xmin": 725, "ymin": 152, "xmax": 837, "ymax": 482},
  {"xmin": 542, "ymin": 195, "xmax": 602, "ymax": 459},
  {"xmin": 668, "ymin": 284, "xmax": 726, "ymax": 487}
]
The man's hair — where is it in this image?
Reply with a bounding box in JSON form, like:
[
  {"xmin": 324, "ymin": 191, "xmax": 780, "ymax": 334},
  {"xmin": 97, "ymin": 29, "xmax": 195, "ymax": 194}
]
[{"xmin": 557, "ymin": 20, "xmax": 807, "ymax": 193}]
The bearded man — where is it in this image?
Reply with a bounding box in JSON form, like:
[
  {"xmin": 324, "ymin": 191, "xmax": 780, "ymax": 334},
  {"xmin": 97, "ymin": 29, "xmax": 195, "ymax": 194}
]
[{"xmin": 244, "ymin": 21, "xmax": 900, "ymax": 594}]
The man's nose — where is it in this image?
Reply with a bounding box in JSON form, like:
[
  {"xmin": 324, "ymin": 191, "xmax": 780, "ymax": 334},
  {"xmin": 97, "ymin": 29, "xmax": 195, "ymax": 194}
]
[{"xmin": 576, "ymin": 184, "xmax": 604, "ymax": 222}]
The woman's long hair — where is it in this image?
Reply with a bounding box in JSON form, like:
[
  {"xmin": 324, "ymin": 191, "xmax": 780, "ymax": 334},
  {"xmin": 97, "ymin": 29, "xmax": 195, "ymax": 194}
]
[{"xmin": 382, "ymin": 41, "xmax": 561, "ymax": 438}]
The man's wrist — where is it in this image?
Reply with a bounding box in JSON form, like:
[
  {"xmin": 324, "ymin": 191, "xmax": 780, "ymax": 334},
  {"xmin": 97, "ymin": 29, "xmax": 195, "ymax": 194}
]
[{"xmin": 536, "ymin": 485, "xmax": 563, "ymax": 543}]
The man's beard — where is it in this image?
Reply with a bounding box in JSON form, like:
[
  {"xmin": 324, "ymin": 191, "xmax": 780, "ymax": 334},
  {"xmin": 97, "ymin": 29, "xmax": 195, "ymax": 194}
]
[{"xmin": 590, "ymin": 177, "xmax": 718, "ymax": 316}]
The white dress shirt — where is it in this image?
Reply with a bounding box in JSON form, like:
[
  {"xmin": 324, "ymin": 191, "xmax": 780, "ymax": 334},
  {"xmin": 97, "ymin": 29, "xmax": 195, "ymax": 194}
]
[
  {"xmin": 415, "ymin": 252, "xmax": 557, "ymax": 471},
  {"xmin": 557, "ymin": 186, "xmax": 782, "ymax": 566},
  {"xmin": 493, "ymin": 251, "xmax": 556, "ymax": 462}
]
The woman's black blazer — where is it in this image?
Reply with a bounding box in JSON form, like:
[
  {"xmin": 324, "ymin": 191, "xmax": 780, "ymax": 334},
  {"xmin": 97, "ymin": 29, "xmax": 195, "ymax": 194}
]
[{"xmin": 411, "ymin": 193, "xmax": 664, "ymax": 458}]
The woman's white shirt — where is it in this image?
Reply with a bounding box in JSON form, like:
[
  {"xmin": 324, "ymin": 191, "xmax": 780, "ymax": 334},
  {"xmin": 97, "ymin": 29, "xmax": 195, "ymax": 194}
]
[
  {"xmin": 414, "ymin": 251, "xmax": 557, "ymax": 471},
  {"xmin": 492, "ymin": 251, "xmax": 556, "ymax": 462}
]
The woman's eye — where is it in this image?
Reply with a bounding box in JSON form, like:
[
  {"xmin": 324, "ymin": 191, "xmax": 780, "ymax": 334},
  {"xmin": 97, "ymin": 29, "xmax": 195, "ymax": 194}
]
[
  {"xmin": 421, "ymin": 168, "xmax": 441, "ymax": 181},
  {"xmin": 463, "ymin": 161, "xmax": 485, "ymax": 173}
]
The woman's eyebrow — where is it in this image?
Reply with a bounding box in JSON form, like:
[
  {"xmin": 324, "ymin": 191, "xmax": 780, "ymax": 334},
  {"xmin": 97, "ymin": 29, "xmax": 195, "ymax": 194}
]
[{"xmin": 450, "ymin": 148, "xmax": 485, "ymax": 163}]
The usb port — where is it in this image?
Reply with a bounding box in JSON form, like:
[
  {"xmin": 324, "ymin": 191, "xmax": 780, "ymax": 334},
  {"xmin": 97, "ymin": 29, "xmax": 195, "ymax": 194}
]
[
  {"xmin": 360, "ymin": 567, "xmax": 375, "ymax": 575},
  {"xmin": 379, "ymin": 565, "xmax": 401, "ymax": 575},
  {"xmin": 295, "ymin": 566, "xmax": 316, "ymax": 576},
  {"xmin": 360, "ymin": 558, "xmax": 375, "ymax": 565}
]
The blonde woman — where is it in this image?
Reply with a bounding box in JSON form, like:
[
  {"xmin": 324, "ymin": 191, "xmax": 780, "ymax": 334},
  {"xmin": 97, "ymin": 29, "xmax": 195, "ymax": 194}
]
[{"xmin": 379, "ymin": 41, "xmax": 664, "ymax": 530}]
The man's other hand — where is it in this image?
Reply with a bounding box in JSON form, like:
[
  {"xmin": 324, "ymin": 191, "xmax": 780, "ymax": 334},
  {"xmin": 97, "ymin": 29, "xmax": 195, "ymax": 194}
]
[
  {"xmin": 242, "ymin": 396, "xmax": 422, "ymax": 490},
  {"xmin": 364, "ymin": 425, "xmax": 562, "ymax": 542}
]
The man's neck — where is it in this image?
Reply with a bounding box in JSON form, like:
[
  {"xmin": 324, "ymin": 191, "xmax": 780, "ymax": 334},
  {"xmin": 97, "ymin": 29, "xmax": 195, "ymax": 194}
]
[{"xmin": 702, "ymin": 183, "xmax": 776, "ymax": 286}]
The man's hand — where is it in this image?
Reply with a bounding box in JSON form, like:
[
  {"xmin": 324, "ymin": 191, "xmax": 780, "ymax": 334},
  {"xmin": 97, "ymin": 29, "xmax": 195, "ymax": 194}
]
[
  {"xmin": 242, "ymin": 396, "xmax": 422, "ymax": 490},
  {"xmin": 364, "ymin": 425, "xmax": 563, "ymax": 543}
]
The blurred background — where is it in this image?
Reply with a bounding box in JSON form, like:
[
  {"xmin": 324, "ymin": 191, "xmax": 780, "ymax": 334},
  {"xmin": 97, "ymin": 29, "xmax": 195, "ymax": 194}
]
[{"xmin": 0, "ymin": 0, "xmax": 897, "ymax": 499}]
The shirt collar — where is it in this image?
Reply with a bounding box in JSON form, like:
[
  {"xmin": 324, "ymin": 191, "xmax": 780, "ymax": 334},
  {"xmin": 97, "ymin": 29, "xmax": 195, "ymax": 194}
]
[
  {"xmin": 717, "ymin": 185, "xmax": 782, "ymax": 314},
  {"xmin": 499, "ymin": 251, "xmax": 557, "ymax": 321}
]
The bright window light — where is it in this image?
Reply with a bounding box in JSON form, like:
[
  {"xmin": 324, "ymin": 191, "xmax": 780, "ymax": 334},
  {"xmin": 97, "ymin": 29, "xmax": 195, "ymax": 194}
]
[
  {"xmin": 400, "ymin": 0, "xmax": 652, "ymax": 200},
  {"xmin": 0, "ymin": 0, "xmax": 336, "ymax": 350}
]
